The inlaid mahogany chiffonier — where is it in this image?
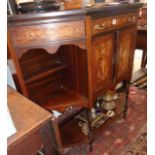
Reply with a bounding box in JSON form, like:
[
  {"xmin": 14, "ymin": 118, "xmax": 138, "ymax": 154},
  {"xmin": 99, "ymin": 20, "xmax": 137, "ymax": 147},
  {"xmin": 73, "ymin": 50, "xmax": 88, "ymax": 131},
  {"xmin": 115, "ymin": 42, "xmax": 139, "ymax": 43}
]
[{"xmin": 8, "ymin": 2, "xmax": 143, "ymax": 154}]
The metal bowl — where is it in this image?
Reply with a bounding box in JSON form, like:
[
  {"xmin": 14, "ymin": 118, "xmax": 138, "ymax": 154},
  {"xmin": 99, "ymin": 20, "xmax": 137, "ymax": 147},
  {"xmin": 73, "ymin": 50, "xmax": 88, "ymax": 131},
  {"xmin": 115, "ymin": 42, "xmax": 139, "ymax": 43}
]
[
  {"xmin": 18, "ymin": 1, "xmax": 60, "ymax": 13},
  {"xmin": 101, "ymin": 101, "xmax": 116, "ymax": 110},
  {"xmin": 102, "ymin": 91, "xmax": 118, "ymax": 102}
]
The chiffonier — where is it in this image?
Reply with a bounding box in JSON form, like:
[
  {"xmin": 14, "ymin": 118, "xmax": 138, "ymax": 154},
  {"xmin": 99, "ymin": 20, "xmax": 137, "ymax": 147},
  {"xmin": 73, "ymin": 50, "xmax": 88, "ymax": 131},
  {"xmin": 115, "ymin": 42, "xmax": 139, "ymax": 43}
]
[{"xmin": 8, "ymin": 2, "xmax": 143, "ymax": 154}]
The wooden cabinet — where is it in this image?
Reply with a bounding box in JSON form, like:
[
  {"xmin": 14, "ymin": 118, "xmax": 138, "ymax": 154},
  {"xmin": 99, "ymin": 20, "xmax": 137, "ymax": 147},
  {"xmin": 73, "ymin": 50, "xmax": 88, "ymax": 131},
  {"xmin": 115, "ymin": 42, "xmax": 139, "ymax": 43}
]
[
  {"xmin": 7, "ymin": 3, "xmax": 141, "ymax": 110},
  {"xmin": 8, "ymin": 15, "xmax": 89, "ymax": 112},
  {"xmin": 7, "ymin": 3, "xmax": 142, "ymax": 153},
  {"xmin": 90, "ymin": 13, "xmax": 137, "ymax": 100}
]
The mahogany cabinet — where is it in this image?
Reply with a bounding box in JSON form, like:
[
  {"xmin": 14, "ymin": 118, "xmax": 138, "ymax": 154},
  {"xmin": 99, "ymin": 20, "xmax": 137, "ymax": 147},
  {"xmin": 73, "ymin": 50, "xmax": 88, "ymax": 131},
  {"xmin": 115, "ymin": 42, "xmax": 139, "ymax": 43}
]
[
  {"xmin": 7, "ymin": 3, "xmax": 142, "ymax": 153},
  {"xmin": 7, "ymin": 3, "xmax": 142, "ymax": 110},
  {"xmin": 8, "ymin": 14, "xmax": 89, "ymax": 112},
  {"xmin": 90, "ymin": 12, "xmax": 137, "ymax": 101}
]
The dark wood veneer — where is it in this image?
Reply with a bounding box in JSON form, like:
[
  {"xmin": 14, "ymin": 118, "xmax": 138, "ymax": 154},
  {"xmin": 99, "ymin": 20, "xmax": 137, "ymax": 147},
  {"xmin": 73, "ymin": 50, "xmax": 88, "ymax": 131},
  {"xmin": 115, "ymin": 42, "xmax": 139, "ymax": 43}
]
[
  {"xmin": 7, "ymin": 2, "xmax": 143, "ymax": 154},
  {"xmin": 7, "ymin": 86, "xmax": 58, "ymax": 155}
]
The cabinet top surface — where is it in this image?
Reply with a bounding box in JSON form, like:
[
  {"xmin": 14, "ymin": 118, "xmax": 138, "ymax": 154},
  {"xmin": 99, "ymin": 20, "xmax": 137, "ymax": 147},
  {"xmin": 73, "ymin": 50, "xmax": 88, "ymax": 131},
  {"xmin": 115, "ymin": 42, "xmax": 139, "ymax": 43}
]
[
  {"xmin": 8, "ymin": 2, "xmax": 143, "ymax": 25},
  {"xmin": 7, "ymin": 86, "xmax": 53, "ymax": 148}
]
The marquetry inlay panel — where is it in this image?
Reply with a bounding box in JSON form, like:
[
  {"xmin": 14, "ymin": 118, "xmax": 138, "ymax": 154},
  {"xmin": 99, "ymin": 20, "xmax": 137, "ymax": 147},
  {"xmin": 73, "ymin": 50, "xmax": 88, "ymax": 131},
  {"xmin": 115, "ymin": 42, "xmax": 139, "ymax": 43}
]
[
  {"xmin": 93, "ymin": 34, "xmax": 114, "ymax": 92},
  {"xmin": 115, "ymin": 27, "xmax": 135, "ymax": 81},
  {"xmin": 10, "ymin": 20, "xmax": 85, "ymax": 46}
]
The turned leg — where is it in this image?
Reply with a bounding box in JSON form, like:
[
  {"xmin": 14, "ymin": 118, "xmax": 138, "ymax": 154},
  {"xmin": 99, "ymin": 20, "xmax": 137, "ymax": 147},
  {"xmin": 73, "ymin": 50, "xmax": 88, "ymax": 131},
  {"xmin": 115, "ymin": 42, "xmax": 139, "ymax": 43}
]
[
  {"xmin": 87, "ymin": 110, "xmax": 93, "ymax": 152},
  {"xmin": 124, "ymin": 81, "xmax": 130, "ymax": 119}
]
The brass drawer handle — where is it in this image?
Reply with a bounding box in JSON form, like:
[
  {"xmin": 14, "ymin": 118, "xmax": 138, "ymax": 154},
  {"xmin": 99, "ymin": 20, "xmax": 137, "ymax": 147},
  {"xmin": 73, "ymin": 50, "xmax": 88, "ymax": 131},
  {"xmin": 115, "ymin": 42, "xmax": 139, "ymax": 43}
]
[{"xmin": 94, "ymin": 23, "xmax": 105, "ymax": 30}]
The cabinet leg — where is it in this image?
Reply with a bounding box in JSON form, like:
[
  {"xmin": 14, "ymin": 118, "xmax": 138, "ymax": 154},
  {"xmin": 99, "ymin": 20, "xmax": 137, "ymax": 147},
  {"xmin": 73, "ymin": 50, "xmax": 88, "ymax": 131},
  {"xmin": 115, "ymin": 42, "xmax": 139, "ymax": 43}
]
[
  {"xmin": 124, "ymin": 81, "xmax": 129, "ymax": 119},
  {"xmin": 87, "ymin": 110, "xmax": 93, "ymax": 152}
]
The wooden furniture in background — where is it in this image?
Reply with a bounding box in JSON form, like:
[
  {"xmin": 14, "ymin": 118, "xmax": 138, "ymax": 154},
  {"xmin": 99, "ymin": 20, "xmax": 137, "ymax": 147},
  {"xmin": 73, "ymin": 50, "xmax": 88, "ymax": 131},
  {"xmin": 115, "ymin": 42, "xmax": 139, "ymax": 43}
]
[
  {"xmin": 131, "ymin": 5, "xmax": 147, "ymax": 89},
  {"xmin": 8, "ymin": 3, "xmax": 142, "ymax": 153},
  {"xmin": 7, "ymin": 86, "xmax": 60, "ymax": 155},
  {"xmin": 136, "ymin": 5, "xmax": 147, "ymax": 68},
  {"xmin": 63, "ymin": 0, "xmax": 83, "ymax": 10}
]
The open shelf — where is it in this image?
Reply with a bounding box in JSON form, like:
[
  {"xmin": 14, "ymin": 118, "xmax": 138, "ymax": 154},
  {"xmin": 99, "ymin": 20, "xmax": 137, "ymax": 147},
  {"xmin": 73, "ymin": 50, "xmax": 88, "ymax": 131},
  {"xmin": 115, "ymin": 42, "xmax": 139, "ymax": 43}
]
[
  {"xmin": 60, "ymin": 112, "xmax": 122, "ymax": 148},
  {"xmin": 60, "ymin": 92, "xmax": 126, "ymax": 148},
  {"xmin": 40, "ymin": 88, "xmax": 88, "ymax": 112},
  {"xmin": 24, "ymin": 62, "xmax": 66, "ymax": 84},
  {"xmin": 60, "ymin": 118, "xmax": 88, "ymax": 147}
]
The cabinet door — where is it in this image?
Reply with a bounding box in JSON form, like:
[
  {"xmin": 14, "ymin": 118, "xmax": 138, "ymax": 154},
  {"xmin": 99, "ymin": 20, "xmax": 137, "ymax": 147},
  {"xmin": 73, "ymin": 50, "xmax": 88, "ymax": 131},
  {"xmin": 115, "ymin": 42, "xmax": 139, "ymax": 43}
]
[
  {"xmin": 115, "ymin": 27, "xmax": 136, "ymax": 83},
  {"xmin": 92, "ymin": 34, "xmax": 115, "ymax": 94}
]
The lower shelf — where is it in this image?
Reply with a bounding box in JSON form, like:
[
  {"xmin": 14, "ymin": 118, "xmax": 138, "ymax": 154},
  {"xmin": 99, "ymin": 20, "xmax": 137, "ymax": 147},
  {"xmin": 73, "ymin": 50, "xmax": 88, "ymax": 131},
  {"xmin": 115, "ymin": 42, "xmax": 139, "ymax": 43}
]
[
  {"xmin": 60, "ymin": 112, "xmax": 124, "ymax": 148},
  {"xmin": 40, "ymin": 88, "xmax": 88, "ymax": 112},
  {"xmin": 59, "ymin": 92, "xmax": 126, "ymax": 148},
  {"xmin": 60, "ymin": 118, "xmax": 88, "ymax": 147}
]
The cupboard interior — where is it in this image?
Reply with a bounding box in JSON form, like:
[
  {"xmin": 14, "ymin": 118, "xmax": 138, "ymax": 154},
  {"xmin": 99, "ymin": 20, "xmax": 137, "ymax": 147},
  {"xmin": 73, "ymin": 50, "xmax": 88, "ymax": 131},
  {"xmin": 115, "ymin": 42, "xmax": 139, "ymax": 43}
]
[{"xmin": 19, "ymin": 45, "xmax": 88, "ymax": 112}]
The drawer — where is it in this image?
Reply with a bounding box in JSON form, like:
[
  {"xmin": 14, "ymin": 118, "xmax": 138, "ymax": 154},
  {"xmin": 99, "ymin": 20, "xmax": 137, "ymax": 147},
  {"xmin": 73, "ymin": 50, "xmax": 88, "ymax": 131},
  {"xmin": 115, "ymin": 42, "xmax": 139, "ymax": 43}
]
[
  {"xmin": 92, "ymin": 13, "xmax": 137, "ymax": 36},
  {"xmin": 8, "ymin": 129, "xmax": 47, "ymax": 155},
  {"xmin": 9, "ymin": 20, "xmax": 85, "ymax": 46}
]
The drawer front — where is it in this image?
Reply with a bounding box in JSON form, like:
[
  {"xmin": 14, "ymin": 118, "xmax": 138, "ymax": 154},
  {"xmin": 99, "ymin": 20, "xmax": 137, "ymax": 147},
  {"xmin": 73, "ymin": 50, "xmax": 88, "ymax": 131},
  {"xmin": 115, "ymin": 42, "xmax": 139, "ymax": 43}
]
[
  {"xmin": 10, "ymin": 20, "xmax": 85, "ymax": 46},
  {"xmin": 92, "ymin": 13, "xmax": 137, "ymax": 36},
  {"xmin": 8, "ymin": 130, "xmax": 47, "ymax": 155}
]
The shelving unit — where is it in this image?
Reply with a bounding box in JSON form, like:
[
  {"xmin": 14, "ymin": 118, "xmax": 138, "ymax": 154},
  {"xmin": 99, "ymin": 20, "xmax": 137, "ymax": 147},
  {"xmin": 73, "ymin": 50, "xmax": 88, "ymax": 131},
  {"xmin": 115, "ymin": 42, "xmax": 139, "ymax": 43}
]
[
  {"xmin": 40, "ymin": 88, "xmax": 88, "ymax": 112},
  {"xmin": 24, "ymin": 63, "xmax": 66, "ymax": 84},
  {"xmin": 15, "ymin": 46, "xmax": 88, "ymax": 112}
]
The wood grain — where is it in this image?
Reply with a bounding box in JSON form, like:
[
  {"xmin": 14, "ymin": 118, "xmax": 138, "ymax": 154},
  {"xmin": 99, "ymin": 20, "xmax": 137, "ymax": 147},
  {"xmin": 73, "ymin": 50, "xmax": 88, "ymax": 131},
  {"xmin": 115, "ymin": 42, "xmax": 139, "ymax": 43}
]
[
  {"xmin": 10, "ymin": 20, "xmax": 85, "ymax": 46},
  {"xmin": 7, "ymin": 86, "xmax": 52, "ymax": 149},
  {"xmin": 92, "ymin": 13, "xmax": 137, "ymax": 36}
]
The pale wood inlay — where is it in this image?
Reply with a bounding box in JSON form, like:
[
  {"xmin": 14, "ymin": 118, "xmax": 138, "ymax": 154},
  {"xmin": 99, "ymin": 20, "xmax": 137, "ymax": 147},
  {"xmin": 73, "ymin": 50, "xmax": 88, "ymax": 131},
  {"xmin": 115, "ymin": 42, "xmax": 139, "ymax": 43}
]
[
  {"xmin": 117, "ymin": 34, "xmax": 131, "ymax": 78},
  {"xmin": 96, "ymin": 40, "xmax": 112, "ymax": 83},
  {"xmin": 10, "ymin": 20, "xmax": 85, "ymax": 46},
  {"xmin": 93, "ymin": 34, "xmax": 114, "ymax": 92},
  {"xmin": 115, "ymin": 27, "xmax": 135, "ymax": 81}
]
